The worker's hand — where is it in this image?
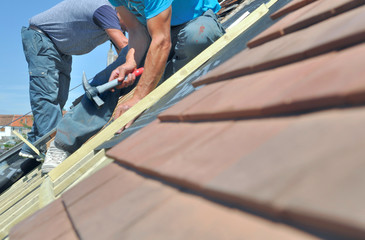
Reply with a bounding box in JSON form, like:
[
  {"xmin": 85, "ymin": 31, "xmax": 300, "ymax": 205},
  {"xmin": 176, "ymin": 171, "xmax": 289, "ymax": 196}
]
[
  {"xmin": 113, "ymin": 96, "xmax": 142, "ymax": 133},
  {"xmin": 109, "ymin": 48, "xmax": 137, "ymax": 91}
]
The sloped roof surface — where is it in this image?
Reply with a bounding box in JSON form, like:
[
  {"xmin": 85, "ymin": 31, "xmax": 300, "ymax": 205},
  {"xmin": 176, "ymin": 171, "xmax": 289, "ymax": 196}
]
[
  {"xmin": 10, "ymin": 115, "xmax": 33, "ymax": 128},
  {"xmin": 0, "ymin": 115, "xmax": 33, "ymax": 128},
  {"xmin": 7, "ymin": 0, "xmax": 365, "ymax": 239},
  {"xmin": 10, "ymin": 162, "xmax": 317, "ymax": 239},
  {"xmin": 0, "ymin": 115, "xmax": 14, "ymax": 127}
]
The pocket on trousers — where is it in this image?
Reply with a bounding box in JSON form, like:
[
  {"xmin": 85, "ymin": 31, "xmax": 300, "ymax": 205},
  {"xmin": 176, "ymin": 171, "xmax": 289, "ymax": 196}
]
[
  {"xmin": 29, "ymin": 68, "xmax": 58, "ymax": 97},
  {"xmin": 29, "ymin": 68, "xmax": 47, "ymax": 78}
]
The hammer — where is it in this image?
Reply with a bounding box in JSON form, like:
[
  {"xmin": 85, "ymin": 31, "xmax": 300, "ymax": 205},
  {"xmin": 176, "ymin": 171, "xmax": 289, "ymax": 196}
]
[{"xmin": 82, "ymin": 67, "xmax": 144, "ymax": 108}]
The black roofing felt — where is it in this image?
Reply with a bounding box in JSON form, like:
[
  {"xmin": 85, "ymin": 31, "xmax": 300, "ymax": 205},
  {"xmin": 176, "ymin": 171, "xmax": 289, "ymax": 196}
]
[{"xmin": 96, "ymin": 0, "xmax": 293, "ymax": 151}]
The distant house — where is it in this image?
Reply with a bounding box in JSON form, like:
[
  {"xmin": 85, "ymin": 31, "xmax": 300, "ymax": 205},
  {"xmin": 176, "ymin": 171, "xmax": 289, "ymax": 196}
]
[
  {"xmin": 0, "ymin": 115, "xmax": 13, "ymax": 140},
  {"xmin": 0, "ymin": 114, "xmax": 33, "ymax": 140}
]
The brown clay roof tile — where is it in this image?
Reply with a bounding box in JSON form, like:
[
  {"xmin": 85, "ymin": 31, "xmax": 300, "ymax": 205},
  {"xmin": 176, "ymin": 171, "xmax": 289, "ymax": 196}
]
[
  {"xmin": 194, "ymin": 4, "xmax": 365, "ymax": 86},
  {"xmin": 9, "ymin": 198, "xmax": 78, "ymax": 240},
  {"xmin": 271, "ymin": 0, "xmax": 319, "ymax": 20}
]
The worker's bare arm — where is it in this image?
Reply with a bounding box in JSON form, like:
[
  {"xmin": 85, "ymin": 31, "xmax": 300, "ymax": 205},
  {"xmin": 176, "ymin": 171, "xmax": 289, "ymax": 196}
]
[
  {"xmin": 118, "ymin": 6, "xmax": 150, "ymax": 66},
  {"xmin": 132, "ymin": 6, "xmax": 172, "ymax": 99},
  {"xmin": 109, "ymin": 6, "xmax": 150, "ymax": 84},
  {"xmin": 105, "ymin": 28, "xmax": 128, "ymax": 54},
  {"xmin": 111, "ymin": 6, "xmax": 171, "ymax": 100},
  {"xmin": 111, "ymin": 6, "xmax": 172, "ymax": 132}
]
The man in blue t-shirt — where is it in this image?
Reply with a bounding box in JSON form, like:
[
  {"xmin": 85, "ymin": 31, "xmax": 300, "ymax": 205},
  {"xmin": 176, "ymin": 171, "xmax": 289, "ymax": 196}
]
[
  {"xmin": 107, "ymin": 0, "xmax": 225, "ymax": 126},
  {"xmin": 43, "ymin": 0, "xmax": 225, "ymax": 174},
  {"xmin": 19, "ymin": 0, "xmax": 128, "ymax": 159}
]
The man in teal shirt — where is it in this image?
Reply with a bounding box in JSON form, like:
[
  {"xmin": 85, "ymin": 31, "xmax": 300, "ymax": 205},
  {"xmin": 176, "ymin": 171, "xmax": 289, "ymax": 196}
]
[
  {"xmin": 43, "ymin": 0, "xmax": 225, "ymax": 173},
  {"xmin": 107, "ymin": 0, "xmax": 224, "ymax": 126},
  {"xmin": 110, "ymin": 0, "xmax": 221, "ymax": 26}
]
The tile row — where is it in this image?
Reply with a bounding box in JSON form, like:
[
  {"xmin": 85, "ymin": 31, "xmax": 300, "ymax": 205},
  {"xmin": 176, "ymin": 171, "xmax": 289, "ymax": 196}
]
[
  {"xmin": 10, "ymin": 163, "xmax": 318, "ymax": 240},
  {"xmin": 193, "ymin": 4, "xmax": 365, "ymax": 86}
]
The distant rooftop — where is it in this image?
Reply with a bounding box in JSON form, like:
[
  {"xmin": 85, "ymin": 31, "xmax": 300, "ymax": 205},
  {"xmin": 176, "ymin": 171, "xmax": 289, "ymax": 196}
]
[{"xmin": 0, "ymin": 114, "xmax": 33, "ymax": 128}]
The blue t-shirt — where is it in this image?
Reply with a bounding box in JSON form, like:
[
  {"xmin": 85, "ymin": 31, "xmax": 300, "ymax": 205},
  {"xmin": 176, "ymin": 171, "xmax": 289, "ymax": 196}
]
[{"xmin": 108, "ymin": 0, "xmax": 220, "ymax": 26}]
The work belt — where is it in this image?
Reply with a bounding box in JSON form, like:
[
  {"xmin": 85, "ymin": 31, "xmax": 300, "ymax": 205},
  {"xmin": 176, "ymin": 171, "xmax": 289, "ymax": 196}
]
[{"xmin": 29, "ymin": 25, "xmax": 49, "ymax": 38}]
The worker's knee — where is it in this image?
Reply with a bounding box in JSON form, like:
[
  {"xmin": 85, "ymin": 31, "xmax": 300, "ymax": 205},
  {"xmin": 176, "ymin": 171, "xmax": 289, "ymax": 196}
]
[{"xmin": 175, "ymin": 10, "xmax": 225, "ymax": 60}]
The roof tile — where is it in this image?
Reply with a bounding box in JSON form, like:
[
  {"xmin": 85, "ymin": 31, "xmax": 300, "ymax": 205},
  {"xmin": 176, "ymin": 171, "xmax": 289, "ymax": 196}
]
[
  {"xmin": 248, "ymin": 0, "xmax": 320, "ymax": 48},
  {"xmin": 107, "ymin": 116, "xmax": 292, "ymax": 194},
  {"xmin": 271, "ymin": 0, "xmax": 319, "ymax": 20},
  {"xmin": 46, "ymin": 165, "xmax": 321, "ymax": 239},
  {"xmin": 206, "ymin": 107, "xmax": 365, "ymax": 236},
  {"xmin": 162, "ymin": 42, "xmax": 365, "ymax": 121},
  {"xmin": 9, "ymin": 198, "xmax": 77, "ymax": 240},
  {"xmin": 0, "ymin": 115, "xmax": 14, "ymax": 127},
  {"xmin": 63, "ymin": 164, "xmax": 174, "ymax": 240},
  {"xmin": 121, "ymin": 191, "xmax": 317, "ymax": 240},
  {"xmin": 194, "ymin": 5, "xmax": 365, "ymax": 86},
  {"xmin": 250, "ymin": 0, "xmax": 365, "ymax": 48},
  {"xmin": 10, "ymin": 115, "xmax": 33, "ymax": 128}
]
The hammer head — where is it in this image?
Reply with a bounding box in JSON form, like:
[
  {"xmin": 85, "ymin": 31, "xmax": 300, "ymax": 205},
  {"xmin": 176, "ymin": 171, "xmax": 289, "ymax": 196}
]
[{"xmin": 82, "ymin": 72, "xmax": 105, "ymax": 108}]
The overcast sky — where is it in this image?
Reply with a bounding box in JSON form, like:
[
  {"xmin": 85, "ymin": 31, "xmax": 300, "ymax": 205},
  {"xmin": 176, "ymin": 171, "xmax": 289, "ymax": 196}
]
[{"xmin": 0, "ymin": 0, "xmax": 116, "ymax": 116}]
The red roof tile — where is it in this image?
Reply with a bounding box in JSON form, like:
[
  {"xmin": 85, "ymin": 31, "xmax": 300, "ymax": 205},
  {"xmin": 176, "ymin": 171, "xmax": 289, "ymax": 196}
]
[
  {"xmin": 12, "ymin": 163, "xmax": 318, "ymax": 240},
  {"xmin": 0, "ymin": 115, "xmax": 14, "ymax": 127},
  {"xmin": 271, "ymin": 0, "xmax": 319, "ymax": 20},
  {"xmin": 194, "ymin": 4, "xmax": 365, "ymax": 86},
  {"xmin": 248, "ymin": 0, "xmax": 321, "ymax": 48},
  {"xmin": 208, "ymin": 107, "xmax": 365, "ymax": 238},
  {"xmin": 162, "ymin": 43, "xmax": 365, "ymax": 121},
  {"xmin": 109, "ymin": 106, "xmax": 365, "ymax": 238},
  {"xmin": 10, "ymin": 115, "xmax": 33, "ymax": 128},
  {"xmin": 9, "ymin": 198, "xmax": 78, "ymax": 240}
]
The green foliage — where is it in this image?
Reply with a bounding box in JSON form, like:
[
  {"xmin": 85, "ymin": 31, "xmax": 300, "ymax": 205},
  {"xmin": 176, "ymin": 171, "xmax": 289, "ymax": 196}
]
[{"xmin": 21, "ymin": 122, "xmax": 31, "ymax": 129}]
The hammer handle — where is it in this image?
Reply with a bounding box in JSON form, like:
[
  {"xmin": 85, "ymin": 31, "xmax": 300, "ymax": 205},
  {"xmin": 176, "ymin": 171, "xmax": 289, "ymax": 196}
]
[{"xmin": 96, "ymin": 67, "xmax": 144, "ymax": 94}]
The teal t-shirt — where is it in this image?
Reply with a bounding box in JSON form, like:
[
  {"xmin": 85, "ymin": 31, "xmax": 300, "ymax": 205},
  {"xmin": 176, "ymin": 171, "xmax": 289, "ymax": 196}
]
[{"xmin": 109, "ymin": 0, "xmax": 221, "ymax": 26}]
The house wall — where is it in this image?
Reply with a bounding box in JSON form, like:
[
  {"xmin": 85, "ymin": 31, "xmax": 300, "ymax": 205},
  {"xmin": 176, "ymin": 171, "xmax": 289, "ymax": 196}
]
[{"xmin": 0, "ymin": 126, "xmax": 12, "ymax": 140}]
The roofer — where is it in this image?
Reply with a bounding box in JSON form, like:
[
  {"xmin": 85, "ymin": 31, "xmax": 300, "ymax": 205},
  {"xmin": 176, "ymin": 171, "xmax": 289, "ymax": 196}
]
[
  {"xmin": 19, "ymin": 0, "xmax": 128, "ymax": 159},
  {"xmin": 42, "ymin": 0, "xmax": 225, "ymax": 174}
]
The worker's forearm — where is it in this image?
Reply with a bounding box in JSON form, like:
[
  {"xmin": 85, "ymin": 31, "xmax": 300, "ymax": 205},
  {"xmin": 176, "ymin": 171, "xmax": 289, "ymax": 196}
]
[
  {"xmin": 128, "ymin": 27, "xmax": 150, "ymax": 67},
  {"xmin": 115, "ymin": 34, "xmax": 128, "ymax": 52},
  {"xmin": 105, "ymin": 28, "xmax": 128, "ymax": 54},
  {"xmin": 133, "ymin": 38, "xmax": 171, "ymax": 99}
]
